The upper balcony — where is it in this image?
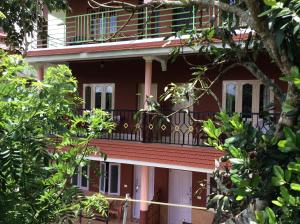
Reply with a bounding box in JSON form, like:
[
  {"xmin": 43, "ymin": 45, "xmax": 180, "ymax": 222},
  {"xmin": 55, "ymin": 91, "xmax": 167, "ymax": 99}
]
[{"xmin": 31, "ymin": 5, "xmax": 219, "ymax": 50}]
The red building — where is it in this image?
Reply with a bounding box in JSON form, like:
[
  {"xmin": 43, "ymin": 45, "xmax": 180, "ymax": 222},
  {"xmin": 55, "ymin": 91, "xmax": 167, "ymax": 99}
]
[{"xmin": 25, "ymin": 1, "xmax": 284, "ymax": 223}]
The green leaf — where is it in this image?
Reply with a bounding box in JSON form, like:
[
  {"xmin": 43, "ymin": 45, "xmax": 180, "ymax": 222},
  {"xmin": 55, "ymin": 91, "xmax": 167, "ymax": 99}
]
[
  {"xmin": 273, "ymin": 165, "xmax": 284, "ymax": 179},
  {"xmin": 229, "ymin": 158, "xmax": 244, "ymax": 165},
  {"xmin": 272, "ymin": 200, "xmax": 283, "ymax": 207},
  {"xmin": 265, "ymin": 207, "xmax": 276, "ymax": 224},
  {"xmin": 272, "ymin": 177, "xmax": 286, "ymax": 186},
  {"xmin": 236, "ymin": 195, "xmax": 244, "ymax": 201},
  {"xmin": 263, "ymin": 0, "xmax": 277, "ymax": 7},
  {"xmin": 290, "ymin": 183, "xmax": 300, "ymax": 191}
]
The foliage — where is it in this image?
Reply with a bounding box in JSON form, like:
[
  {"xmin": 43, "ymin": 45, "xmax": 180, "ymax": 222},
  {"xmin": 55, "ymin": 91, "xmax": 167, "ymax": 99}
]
[
  {"xmin": 0, "ymin": 0, "xmax": 68, "ymax": 51},
  {"xmin": 203, "ymin": 86, "xmax": 300, "ymax": 223},
  {"xmin": 0, "ymin": 51, "xmax": 113, "ymax": 223}
]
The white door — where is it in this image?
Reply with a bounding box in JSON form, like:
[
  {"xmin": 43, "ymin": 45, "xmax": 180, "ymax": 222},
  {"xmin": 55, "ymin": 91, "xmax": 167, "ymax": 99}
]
[
  {"xmin": 168, "ymin": 169, "xmax": 192, "ymax": 224},
  {"xmin": 133, "ymin": 166, "xmax": 155, "ymax": 219}
]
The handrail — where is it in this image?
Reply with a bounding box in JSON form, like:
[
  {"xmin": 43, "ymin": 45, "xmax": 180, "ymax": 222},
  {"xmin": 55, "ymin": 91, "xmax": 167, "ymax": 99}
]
[{"xmin": 31, "ymin": 5, "xmax": 217, "ymax": 49}]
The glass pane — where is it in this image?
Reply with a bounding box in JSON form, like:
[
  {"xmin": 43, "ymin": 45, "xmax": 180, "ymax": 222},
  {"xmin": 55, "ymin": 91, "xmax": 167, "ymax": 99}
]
[
  {"xmin": 242, "ymin": 84, "xmax": 253, "ymax": 118},
  {"xmin": 109, "ymin": 165, "xmax": 119, "ymax": 193},
  {"xmin": 81, "ymin": 166, "xmax": 88, "ymax": 188},
  {"xmin": 105, "ymin": 86, "xmax": 113, "ymax": 110},
  {"xmin": 100, "ymin": 163, "xmax": 106, "ymax": 192},
  {"xmin": 72, "ymin": 173, "xmax": 78, "ymax": 186},
  {"xmin": 173, "ymin": 7, "xmax": 193, "ymax": 32},
  {"xmin": 110, "ymin": 13, "xmax": 117, "ymax": 33},
  {"xmin": 95, "ymin": 86, "xmax": 103, "ymax": 108},
  {"xmin": 259, "ymin": 84, "xmax": 270, "ymax": 113},
  {"xmin": 85, "ymin": 86, "xmax": 91, "ymax": 110},
  {"xmin": 225, "ymin": 83, "xmax": 236, "ymax": 113}
]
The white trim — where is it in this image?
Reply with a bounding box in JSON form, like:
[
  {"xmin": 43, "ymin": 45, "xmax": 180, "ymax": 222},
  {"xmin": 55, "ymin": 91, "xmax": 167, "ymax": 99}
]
[
  {"xmin": 86, "ymin": 156, "xmax": 214, "ymax": 173},
  {"xmin": 99, "ymin": 162, "xmax": 107, "ymax": 193},
  {"xmin": 72, "ymin": 165, "xmax": 89, "ymax": 191},
  {"xmin": 108, "ymin": 163, "xmax": 121, "ymax": 195},
  {"xmin": 206, "ymin": 173, "xmax": 211, "ymax": 204},
  {"xmin": 25, "ymin": 41, "xmax": 224, "ymax": 64}
]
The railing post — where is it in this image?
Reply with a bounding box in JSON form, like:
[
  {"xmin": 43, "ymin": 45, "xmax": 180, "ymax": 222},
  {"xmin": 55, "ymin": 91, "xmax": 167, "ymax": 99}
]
[
  {"xmin": 192, "ymin": 5, "xmax": 196, "ymax": 30},
  {"xmin": 101, "ymin": 12, "xmax": 105, "ymax": 41},
  {"xmin": 144, "ymin": 7, "xmax": 148, "ymax": 38},
  {"xmin": 122, "ymin": 193, "xmax": 129, "ymax": 224}
]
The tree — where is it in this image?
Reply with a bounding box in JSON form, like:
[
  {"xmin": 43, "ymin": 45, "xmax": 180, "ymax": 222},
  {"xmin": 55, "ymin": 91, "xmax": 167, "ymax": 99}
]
[
  {"xmin": 88, "ymin": 0, "xmax": 300, "ymax": 223},
  {"xmin": 0, "ymin": 50, "xmax": 113, "ymax": 223},
  {"xmin": 0, "ymin": 0, "xmax": 68, "ymax": 52}
]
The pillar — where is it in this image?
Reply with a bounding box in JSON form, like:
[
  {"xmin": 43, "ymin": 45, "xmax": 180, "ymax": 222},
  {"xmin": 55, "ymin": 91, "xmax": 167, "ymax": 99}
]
[
  {"xmin": 139, "ymin": 56, "xmax": 153, "ymax": 224},
  {"xmin": 143, "ymin": 56, "xmax": 153, "ymax": 109},
  {"xmin": 37, "ymin": 64, "xmax": 44, "ymax": 81}
]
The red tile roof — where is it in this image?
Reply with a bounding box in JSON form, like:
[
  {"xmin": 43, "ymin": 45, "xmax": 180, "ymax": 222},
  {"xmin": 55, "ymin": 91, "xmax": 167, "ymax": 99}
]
[{"xmin": 89, "ymin": 139, "xmax": 224, "ymax": 170}]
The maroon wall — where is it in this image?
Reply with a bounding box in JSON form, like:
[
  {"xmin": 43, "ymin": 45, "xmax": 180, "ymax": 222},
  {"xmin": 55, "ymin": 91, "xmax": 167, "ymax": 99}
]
[
  {"xmin": 70, "ymin": 54, "xmax": 285, "ymax": 113},
  {"xmin": 154, "ymin": 167, "xmax": 169, "ymax": 202},
  {"xmin": 192, "ymin": 172, "xmax": 207, "ymax": 207}
]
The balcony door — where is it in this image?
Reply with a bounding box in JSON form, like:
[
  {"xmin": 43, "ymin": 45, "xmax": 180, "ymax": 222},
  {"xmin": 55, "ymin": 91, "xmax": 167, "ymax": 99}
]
[
  {"xmin": 83, "ymin": 83, "xmax": 115, "ymax": 110},
  {"xmin": 222, "ymin": 80, "xmax": 274, "ymax": 128}
]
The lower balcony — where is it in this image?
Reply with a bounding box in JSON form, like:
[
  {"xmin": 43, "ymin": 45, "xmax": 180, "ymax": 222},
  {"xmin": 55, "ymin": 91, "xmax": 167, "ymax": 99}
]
[{"xmin": 95, "ymin": 110, "xmax": 280, "ymax": 146}]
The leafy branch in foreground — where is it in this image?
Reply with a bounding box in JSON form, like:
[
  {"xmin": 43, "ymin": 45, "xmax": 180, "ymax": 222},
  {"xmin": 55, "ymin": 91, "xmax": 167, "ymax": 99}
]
[{"xmin": 0, "ymin": 51, "xmax": 114, "ymax": 224}]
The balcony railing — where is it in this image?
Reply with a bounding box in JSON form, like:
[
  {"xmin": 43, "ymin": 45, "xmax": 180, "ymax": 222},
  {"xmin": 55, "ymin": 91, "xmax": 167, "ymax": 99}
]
[
  {"xmin": 96, "ymin": 110, "xmax": 280, "ymax": 146},
  {"xmin": 34, "ymin": 5, "xmax": 220, "ymax": 49}
]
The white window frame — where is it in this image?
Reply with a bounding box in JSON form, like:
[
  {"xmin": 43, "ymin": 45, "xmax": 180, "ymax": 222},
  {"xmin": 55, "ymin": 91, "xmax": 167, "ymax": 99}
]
[
  {"xmin": 99, "ymin": 162, "xmax": 120, "ymax": 195},
  {"xmin": 108, "ymin": 163, "xmax": 121, "ymax": 195},
  {"xmin": 83, "ymin": 83, "xmax": 115, "ymax": 110},
  {"xmin": 99, "ymin": 162, "xmax": 107, "ymax": 193},
  {"xmin": 71, "ymin": 165, "xmax": 89, "ymax": 191},
  {"xmin": 222, "ymin": 80, "xmax": 274, "ymax": 113}
]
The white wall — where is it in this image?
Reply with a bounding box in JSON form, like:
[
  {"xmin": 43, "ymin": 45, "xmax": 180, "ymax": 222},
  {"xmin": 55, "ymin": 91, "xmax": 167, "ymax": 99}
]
[{"xmin": 47, "ymin": 10, "xmax": 66, "ymax": 48}]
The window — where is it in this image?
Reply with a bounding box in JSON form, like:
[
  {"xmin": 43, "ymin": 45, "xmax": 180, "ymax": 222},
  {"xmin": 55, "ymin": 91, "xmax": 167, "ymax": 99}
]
[
  {"xmin": 90, "ymin": 9, "xmax": 117, "ymax": 39},
  {"xmin": 172, "ymin": 7, "xmax": 195, "ymax": 32},
  {"xmin": 223, "ymin": 80, "xmax": 274, "ymax": 114},
  {"xmin": 71, "ymin": 165, "xmax": 89, "ymax": 190},
  {"xmin": 99, "ymin": 162, "xmax": 120, "ymax": 195},
  {"xmin": 83, "ymin": 84, "xmax": 115, "ymax": 110}
]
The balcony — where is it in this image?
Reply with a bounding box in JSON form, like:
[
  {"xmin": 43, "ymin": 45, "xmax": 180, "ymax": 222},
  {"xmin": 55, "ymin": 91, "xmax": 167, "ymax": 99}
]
[
  {"xmin": 94, "ymin": 110, "xmax": 280, "ymax": 147},
  {"xmin": 33, "ymin": 5, "xmax": 219, "ymax": 49}
]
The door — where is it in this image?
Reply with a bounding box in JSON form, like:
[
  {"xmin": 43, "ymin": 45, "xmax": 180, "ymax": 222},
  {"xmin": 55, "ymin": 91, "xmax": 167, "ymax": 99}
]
[
  {"xmin": 132, "ymin": 166, "xmax": 155, "ymax": 219},
  {"xmin": 168, "ymin": 169, "xmax": 192, "ymax": 224}
]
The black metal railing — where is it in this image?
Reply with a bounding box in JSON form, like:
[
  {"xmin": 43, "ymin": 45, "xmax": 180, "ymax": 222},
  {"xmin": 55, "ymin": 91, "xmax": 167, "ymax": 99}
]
[{"xmin": 92, "ymin": 109, "xmax": 281, "ymax": 146}]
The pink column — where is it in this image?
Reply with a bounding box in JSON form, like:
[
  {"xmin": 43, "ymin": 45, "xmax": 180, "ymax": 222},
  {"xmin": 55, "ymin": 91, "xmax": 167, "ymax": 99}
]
[
  {"xmin": 140, "ymin": 166, "xmax": 149, "ymax": 224},
  {"xmin": 37, "ymin": 64, "xmax": 44, "ymax": 81},
  {"xmin": 139, "ymin": 56, "xmax": 153, "ymax": 224},
  {"xmin": 143, "ymin": 56, "xmax": 153, "ymax": 109}
]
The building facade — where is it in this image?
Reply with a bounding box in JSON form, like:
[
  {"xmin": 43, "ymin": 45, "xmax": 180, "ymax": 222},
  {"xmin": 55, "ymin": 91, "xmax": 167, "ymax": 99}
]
[{"xmin": 25, "ymin": 1, "xmax": 286, "ymax": 223}]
